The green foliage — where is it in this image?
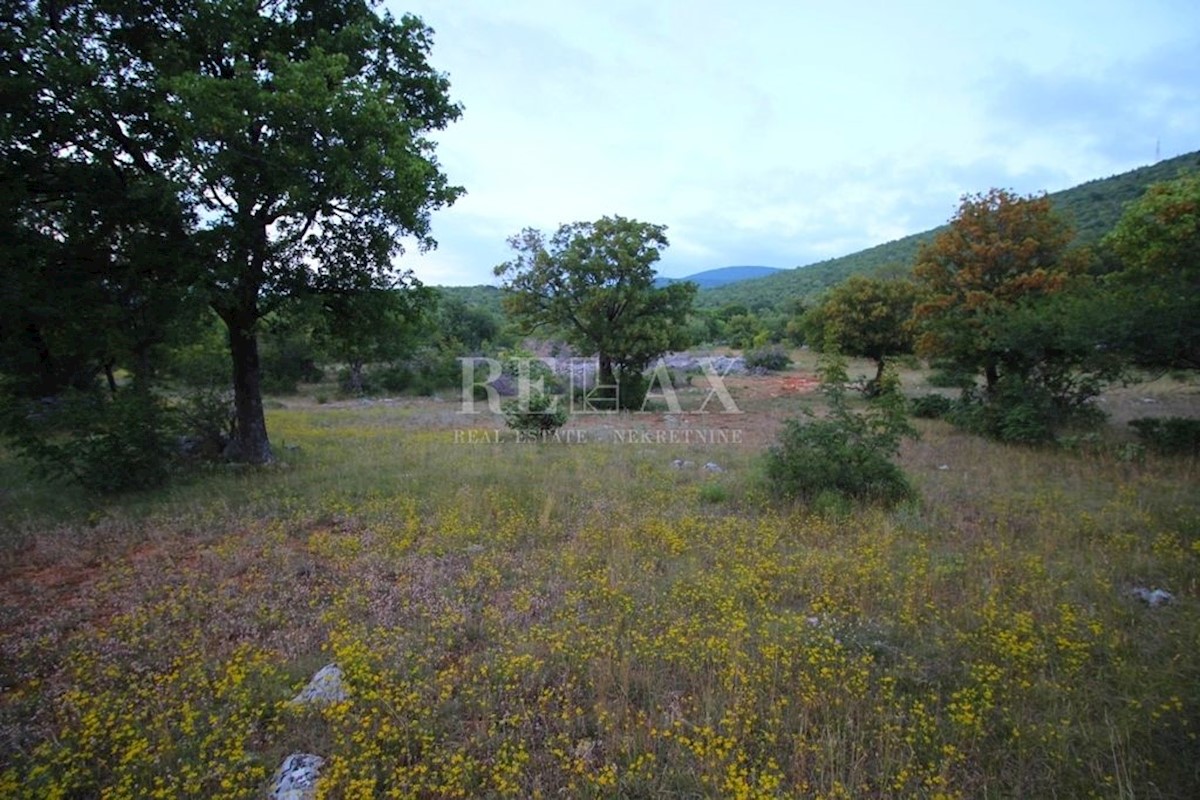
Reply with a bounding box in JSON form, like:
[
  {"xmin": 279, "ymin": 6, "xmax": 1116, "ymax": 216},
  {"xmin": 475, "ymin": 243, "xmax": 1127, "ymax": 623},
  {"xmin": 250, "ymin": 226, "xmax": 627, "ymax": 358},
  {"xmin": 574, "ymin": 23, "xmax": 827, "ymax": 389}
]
[
  {"xmin": 910, "ymin": 394, "xmax": 954, "ymax": 419},
  {"xmin": 804, "ymin": 274, "xmax": 918, "ymax": 383},
  {"xmin": 0, "ymin": 389, "xmax": 179, "ymax": 493},
  {"xmin": 163, "ymin": 315, "xmax": 230, "ymax": 388},
  {"xmin": 4, "ymin": 0, "xmax": 464, "ymax": 463},
  {"xmin": 353, "ymin": 350, "xmax": 464, "ymax": 397},
  {"xmin": 948, "ymin": 376, "xmax": 1107, "ymax": 446},
  {"xmin": 434, "ymin": 289, "xmax": 509, "ymax": 353},
  {"xmin": 258, "ymin": 326, "xmax": 324, "ymax": 396},
  {"xmin": 765, "ymin": 347, "xmax": 916, "ymax": 505},
  {"xmin": 1102, "ymin": 172, "xmax": 1200, "ymax": 369},
  {"xmin": 502, "ymin": 390, "xmax": 568, "ymax": 438},
  {"xmin": 495, "ymin": 215, "xmax": 695, "ymax": 410},
  {"xmin": 743, "ymin": 344, "xmax": 792, "ymax": 371},
  {"xmin": 310, "ymin": 286, "xmax": 435, "ymax": 395},
  {"xmin": 175, "ymin": 387, "xmax": 236, "ymax": 460},
  {"xmin": 500, "ymin": 348, "xmax": 563, "ymax": 394},
  {"xmin": 925, "ymin": 364, "xmax": 977, "ymax": 389},
  {"xmin": 696, "ymin": 481, "xmax": 730, "ymax": 504},
  {"xmin": 1128, "ymin": 417, "xmax": 1200, "ymax": 456}
]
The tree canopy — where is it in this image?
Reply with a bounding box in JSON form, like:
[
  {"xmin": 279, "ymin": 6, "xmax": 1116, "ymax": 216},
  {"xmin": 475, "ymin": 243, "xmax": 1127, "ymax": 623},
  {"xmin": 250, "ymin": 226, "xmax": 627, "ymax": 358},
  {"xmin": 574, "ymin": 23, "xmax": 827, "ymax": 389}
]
[
  {"xmin": 495, "ymin": 216, "xmax": 695, "ymax": 409},
  {"xmin": 802, "ymin": 274, "xmax": 919, "ymax": 385},
  {"xmin": 1, "ymin": 0, "xmax": 462, "ymax": 464},
  {"xmin": 912, "ymin": 188, "xmax": 1085, "ymax": 391},
  {"xmin": 1102, "ymin": 172, "xmax": 1200, "ymax": 369}
]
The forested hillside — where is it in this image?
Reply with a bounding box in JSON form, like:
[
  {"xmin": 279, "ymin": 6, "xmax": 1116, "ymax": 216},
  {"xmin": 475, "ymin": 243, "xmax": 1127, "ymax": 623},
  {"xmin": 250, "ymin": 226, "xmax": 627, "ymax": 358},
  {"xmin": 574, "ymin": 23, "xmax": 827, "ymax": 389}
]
[{"xmin": 698, "ymin": 150, "xmax": 1200, "ymax": 311}]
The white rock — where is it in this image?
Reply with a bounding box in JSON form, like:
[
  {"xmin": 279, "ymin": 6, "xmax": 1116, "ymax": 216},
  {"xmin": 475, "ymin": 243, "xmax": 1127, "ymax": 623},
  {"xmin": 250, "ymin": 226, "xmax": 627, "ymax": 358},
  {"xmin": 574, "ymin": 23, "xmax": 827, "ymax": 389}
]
[
  {"xmin": 291, "ymin": 664, "xmax": 347, "ymax": 705},
  {"xmin": 269, "ymin": 753, "xmax": 324, "ymax": 800},
  {"xmin": 703, "ymin": 462, "xmax": 724, "ymax": 473},
  {"xmin": 1129, "ymin": 587, "xmax": 1174, "ymax": 607}
]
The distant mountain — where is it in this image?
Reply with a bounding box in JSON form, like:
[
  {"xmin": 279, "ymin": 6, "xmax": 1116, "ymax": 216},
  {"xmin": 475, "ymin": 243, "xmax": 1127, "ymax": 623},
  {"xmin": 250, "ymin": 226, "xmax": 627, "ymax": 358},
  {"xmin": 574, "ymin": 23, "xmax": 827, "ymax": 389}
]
[
  {"xmin": 698, "ymin": 150, "xmax": 1200, "ymax": 312},
  {"xmin": 656, "ymin": 265, "xmax": 782, "ymax": 289}
]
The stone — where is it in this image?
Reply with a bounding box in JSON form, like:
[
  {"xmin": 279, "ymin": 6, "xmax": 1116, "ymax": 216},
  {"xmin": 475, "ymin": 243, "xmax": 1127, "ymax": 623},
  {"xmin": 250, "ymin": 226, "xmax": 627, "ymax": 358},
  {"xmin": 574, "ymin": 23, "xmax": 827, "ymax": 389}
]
[
  {"xmin": 268, "ymin": 753, "xmax": 324, "ymax": 800},
  {"xmin": 1129, "ymin": 587, "xmax": 1173, "ymax": 607},
  {"xmin": 703, "ymin": 462, "xmax": 724, "ymax": 473},
  {"xmin": 291, "ymin": 663, "xmax": 347, "ymax": 705}
]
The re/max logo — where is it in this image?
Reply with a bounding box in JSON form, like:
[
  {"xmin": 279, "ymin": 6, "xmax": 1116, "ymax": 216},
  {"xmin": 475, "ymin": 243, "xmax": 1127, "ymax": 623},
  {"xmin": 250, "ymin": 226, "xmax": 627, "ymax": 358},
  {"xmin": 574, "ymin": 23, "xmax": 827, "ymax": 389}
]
[{"xmin": 457, "ymin": 357, "xmax": 743, "ymax": 415}]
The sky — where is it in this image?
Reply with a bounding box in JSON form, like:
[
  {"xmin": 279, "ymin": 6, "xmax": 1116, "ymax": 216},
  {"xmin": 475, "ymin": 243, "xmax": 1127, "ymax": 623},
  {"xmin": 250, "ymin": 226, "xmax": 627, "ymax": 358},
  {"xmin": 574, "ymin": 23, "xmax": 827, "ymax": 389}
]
[{"xmin": 385, "ymin": 0, "xmax": 1200, "ymax": 286}]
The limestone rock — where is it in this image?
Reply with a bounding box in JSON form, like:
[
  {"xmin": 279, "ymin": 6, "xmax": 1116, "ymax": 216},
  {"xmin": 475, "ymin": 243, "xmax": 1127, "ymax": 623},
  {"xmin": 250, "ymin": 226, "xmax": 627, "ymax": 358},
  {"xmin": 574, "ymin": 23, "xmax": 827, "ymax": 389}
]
[
  {"xmin": 1129, "ymin": 587, "xmax": 1173, "ymax": 607},
  {"xmin": 268, "ymin": 753, "xmax": 324, "ymax": 800},
  {"xmin": 291, "ymin": 663, "xmax": 347, "ymax": 705}
]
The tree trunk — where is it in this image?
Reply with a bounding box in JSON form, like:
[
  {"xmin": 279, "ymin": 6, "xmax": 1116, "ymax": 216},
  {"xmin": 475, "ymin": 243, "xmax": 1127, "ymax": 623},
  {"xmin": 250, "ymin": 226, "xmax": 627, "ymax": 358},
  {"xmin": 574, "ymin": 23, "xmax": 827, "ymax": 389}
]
[
  {"xmin": 597, "ymin": 353, "xmax": 619, "ymax": 410},
  {"xmin": 349, "ymin": 361, "xmax": 365, "ymax": 395},
  {"xmin": 984, "ymin": 362, "xmax": 999, "ymax": 394},
  {"xmin": 223, "ymin": 316, "xmax": 273, "ymax": 464}
]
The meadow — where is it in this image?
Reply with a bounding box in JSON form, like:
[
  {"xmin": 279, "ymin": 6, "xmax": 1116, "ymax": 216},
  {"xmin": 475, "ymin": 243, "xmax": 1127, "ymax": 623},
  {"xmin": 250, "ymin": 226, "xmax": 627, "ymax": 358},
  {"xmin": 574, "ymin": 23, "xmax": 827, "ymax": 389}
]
[{"xmin": 0, "ymin": 356, "xmax": 1197, "ymax": 798}]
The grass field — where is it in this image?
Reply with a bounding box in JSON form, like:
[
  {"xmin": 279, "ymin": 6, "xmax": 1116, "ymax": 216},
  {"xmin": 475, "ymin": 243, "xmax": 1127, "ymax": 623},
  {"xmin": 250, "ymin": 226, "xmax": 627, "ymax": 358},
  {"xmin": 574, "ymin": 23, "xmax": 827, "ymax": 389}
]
[{"xmin": 1, "ymin": 358, "xmax": 1197, "ymax": 798}]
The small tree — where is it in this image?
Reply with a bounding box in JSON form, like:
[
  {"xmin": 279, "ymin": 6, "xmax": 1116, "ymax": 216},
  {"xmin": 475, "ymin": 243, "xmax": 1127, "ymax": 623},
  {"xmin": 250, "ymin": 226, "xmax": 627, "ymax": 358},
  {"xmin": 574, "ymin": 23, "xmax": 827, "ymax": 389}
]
[
  {"xmin": 803, "ymin": 274, "xmax": 919, "ymax": 389},
  {"xmin": 502, "ymin": 390, "xmax": 568, "ymax": 438},
  {"xmin": 309, "ymin": 284, "xmax": 434, "ymax": 395},
  {"xmin": 495, "ymin": 216, "xmax": 695, "ymax": 410}
]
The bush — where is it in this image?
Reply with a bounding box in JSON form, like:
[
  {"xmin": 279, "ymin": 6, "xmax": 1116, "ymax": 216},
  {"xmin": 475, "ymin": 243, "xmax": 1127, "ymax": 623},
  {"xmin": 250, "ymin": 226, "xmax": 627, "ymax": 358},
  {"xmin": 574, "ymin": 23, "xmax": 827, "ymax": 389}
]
[
  {"xmin": 0, "ymin": 388, "xmax": 179, "ymax": 493},
  {"xmin": 948, "ymin": 377, "xmax": 1106, "ymax": 445},
  {"xmin": 1129, "ymin": 417, "xmax": 1200, "ymax": 456},
  {"xmin": 765, "ymin": 349, "xmax": 915, "ymax": 505},
  {"xmin": 175, "ymin": 387, "xmax": 236, "ymax": 459},
  {"xmin": 259, "ymin": 331, "xmax": 323, "ymax": 395},
  {"xmin": 910, "ymin": 394, "xmax": 955, "ymax": 419},
  {"xmin": 502, "ymin": 390, "xmax": 568, "ymax": 438},
  {"xmin": 744, "ymin": 344, "xmax": 792, "ymax": 372}
]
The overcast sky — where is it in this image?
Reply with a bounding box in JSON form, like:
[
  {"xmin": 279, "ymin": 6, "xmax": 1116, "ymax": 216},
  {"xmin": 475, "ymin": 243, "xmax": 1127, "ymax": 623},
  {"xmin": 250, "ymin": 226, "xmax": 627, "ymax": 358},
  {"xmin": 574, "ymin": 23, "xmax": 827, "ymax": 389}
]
[{"xmin": 386, "ymin": 0, "xmax": 1200, "ymax": 286}]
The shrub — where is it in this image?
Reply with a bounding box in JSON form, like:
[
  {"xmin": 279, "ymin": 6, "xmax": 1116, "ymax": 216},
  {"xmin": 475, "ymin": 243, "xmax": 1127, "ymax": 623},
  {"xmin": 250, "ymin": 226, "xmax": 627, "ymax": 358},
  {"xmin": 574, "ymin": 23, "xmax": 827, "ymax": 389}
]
[
  {"xmin": 0, "ymin": 388, "xmax": 179, "ymax": 493},
  {"xmin": 948, "ymin": 377, "xmax": 1106, "ymax": 445},
  {"xmin": 765, "ymin": 348, "xmax": 915, "ymax": 505},
  {"xmin": 744, "ymin": 344, "xmax": 792, "ymax": 372},
  {"xmin": 910, "ymin": 393, "xmax": 955, "ymax": 419},
  {"xmin": 175, "ymin": 386, "xmax": 236, "ymax": 459},
  {"xmin": 502, "ymin": 390, "xmax": 568, "ymax": 438},
  {"xmin": 1129, "ymin": 417, "xmax": 1200, "ymax": 456},
  {"xmin": 259, "ymin": 330, "xmax": 323, "ymax": 395},
  {"xmin": 697, "ymin": 482, "xmax": 729, "ymax": 504}
]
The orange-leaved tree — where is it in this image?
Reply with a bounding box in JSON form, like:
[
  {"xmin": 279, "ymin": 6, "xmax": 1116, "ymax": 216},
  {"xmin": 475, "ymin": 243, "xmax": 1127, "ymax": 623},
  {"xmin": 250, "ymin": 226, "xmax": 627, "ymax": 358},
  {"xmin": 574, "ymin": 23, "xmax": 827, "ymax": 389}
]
[{"xmin": 912, "ymin": 188, "xmax": 1085, "ymax": 392}]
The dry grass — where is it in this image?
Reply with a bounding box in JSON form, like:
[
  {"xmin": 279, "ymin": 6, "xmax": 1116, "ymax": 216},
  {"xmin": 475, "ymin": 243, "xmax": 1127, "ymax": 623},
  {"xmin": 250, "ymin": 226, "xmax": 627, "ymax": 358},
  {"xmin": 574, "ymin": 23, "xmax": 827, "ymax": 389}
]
[{"xmin": 0, "ymin": 365, "xmax": 1197, "ymax": 798}]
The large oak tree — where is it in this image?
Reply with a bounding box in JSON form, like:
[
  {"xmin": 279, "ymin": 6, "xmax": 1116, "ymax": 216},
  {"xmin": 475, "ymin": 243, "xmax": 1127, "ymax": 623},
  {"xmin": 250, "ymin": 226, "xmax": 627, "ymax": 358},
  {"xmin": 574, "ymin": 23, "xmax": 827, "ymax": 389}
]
[{"xmin": 2, "ymin": 0, "xmax": 461, "ymax": 463}]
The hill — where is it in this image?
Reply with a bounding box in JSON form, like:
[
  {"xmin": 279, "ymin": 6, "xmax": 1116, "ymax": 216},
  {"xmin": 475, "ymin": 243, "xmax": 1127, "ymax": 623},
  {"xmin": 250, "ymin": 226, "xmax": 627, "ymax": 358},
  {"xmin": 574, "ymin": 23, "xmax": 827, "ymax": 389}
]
[
  {"xmin": 698, "ymin": 150, "xmax": 1200, "ymax": 311},
  {"xmin": 656, "ymin": 265, "xmax": 782, "ymax": 289}
]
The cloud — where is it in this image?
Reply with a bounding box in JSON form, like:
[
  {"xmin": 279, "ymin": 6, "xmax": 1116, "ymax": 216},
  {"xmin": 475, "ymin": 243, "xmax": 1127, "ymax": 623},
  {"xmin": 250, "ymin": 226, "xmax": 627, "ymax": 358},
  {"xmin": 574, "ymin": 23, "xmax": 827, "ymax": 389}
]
[{"xmin": 394, "ymin": 0, "xmax": 1200, "ymax": 285}]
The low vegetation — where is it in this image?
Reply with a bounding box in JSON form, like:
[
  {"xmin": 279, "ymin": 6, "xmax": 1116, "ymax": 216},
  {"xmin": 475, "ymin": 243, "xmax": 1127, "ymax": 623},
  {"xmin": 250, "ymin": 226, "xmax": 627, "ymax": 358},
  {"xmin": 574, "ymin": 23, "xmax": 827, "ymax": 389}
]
[{"xmin": 1, "ymin": 359, "xmax": 1196, "ymax": 798}]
